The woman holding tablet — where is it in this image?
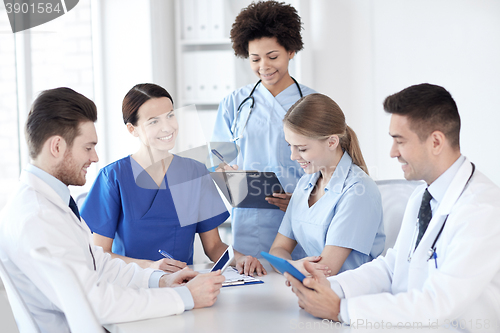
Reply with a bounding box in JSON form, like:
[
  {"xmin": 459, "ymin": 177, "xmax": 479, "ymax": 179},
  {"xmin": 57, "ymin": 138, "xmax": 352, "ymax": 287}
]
[
  {"xmin": 212, "ymin": 0, "xmax": 315, "ymax": 259},
  {"xmin": 81, "ymin": 83, "xmax": 265, "ymax": 276},
  {"xmin": 269, "ymin": 94, "xmax": 385, "ymax": 276}
]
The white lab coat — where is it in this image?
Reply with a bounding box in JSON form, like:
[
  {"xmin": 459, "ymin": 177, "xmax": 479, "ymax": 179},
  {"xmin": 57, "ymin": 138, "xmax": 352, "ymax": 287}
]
[
  {"xmin": 0, "ymin": 171, "xmax": 185, "ymax": 333},
  {"xmin": 331, "ymin": 158, "xmax": 500, "ymax": 329}
]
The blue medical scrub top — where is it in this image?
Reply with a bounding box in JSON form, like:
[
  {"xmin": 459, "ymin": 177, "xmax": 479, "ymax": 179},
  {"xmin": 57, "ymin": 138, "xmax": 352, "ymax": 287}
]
[
  {"xmin": 81, "ymin": 155, "xmax": 229, "ymax": 265},
  {"xmin": 278, "ymin": 152, "xmax": 386, "ymax": 273},
  {"xmin": 212, "ymin": 81, "xmax": 316, "ymax": 259}
]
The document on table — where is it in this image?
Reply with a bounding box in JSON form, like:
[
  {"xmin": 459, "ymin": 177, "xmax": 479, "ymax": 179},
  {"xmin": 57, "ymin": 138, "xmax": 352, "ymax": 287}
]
[{"xmin": 199, "ymin": 266, "xmax": 264, "ymax": 287}]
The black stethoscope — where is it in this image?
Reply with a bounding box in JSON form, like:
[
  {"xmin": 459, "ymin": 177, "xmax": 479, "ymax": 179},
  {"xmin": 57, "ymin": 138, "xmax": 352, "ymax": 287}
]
[{"xmin": 231, "ymin": 77, "xmax": 303, "ymax": 142}]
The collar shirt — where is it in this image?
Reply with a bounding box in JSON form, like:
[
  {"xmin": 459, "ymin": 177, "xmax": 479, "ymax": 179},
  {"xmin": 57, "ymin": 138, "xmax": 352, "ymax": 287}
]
[
  {"xmin": 278, "ymin": 152, "xmax": 385, "ymax": 273},
  {"xmin": 427, "ymin": 155, "xmax": 465, "ymax": 215},
  {"xmin": 26, "ymin": 164, "xmax": 70, "ymax": 205}
]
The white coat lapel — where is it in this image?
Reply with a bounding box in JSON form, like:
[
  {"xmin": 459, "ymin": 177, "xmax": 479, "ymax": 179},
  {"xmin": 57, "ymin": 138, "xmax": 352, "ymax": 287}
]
[
  {"xmin": 408, "ymin": 158, "xmax": 474, "ymax": 288},
  {"xmin": 417, "ymin": 158, "xmax": 473, "ymax": 247},
  {"xmin": 21, "ymin": 171, "xmax": 86, "ymax": 230}
]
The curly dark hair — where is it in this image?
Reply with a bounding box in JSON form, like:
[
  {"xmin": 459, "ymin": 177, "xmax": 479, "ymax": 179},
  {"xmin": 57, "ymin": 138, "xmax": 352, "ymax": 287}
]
[{"xmin": 230, "ymin": 1, "xmax": 303, "ymax": 58}]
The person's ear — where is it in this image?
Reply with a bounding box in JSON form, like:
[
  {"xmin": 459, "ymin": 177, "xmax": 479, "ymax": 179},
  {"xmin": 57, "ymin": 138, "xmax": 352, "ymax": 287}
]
[
  {"xmin": 288, "ymin": 50, "xmax": 296, "ymax": 60},
  {"xmin": 327, "ymin": 135, "xmax": 340, "ymax": 151},
  {"xmin": 48, "ymin": 136, "xmax": 67, "ymax": 158},
  {"xmin": 430, "ymin": 130, "xmax": 446, "ymax": 155},
  {"xmin": 127, "ymin": 123, "xmax": 139, "ymax": 137}
]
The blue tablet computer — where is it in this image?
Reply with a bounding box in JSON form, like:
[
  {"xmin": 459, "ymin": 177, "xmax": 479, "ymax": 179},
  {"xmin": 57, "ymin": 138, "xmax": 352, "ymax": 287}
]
[{"xmin": 260, "ymin": 251, "xmax": 306, "ymax": 282}]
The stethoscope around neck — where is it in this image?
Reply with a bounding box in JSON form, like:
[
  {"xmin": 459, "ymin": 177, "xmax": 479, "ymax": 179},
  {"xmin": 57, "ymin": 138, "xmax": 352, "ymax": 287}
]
[
  {"xmin": 231, "ymin": 77, "xmax": 303, "ymax": 142},
  {"xmin": 407, "ymin": 162, "xmax": 476, "ymax": 264}
]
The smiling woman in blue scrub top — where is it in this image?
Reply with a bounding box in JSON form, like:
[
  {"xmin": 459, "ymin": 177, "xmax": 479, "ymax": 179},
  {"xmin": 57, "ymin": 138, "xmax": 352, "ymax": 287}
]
[
  {"xmin": 81, "ymin": 83, "xmax": 265, "ymax": 276},
  {"xmin": 212, "ymin": 0, "xmax": 315, "ymax": 259},
  {"xmin": 269, "ymin": 94, "xmax": 385, "ymax": 276}
]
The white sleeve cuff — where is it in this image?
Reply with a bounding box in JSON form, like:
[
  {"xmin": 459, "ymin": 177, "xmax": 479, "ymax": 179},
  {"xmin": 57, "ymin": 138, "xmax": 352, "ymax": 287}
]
[
  {"xmin": 339, "ymin": 299, "xmax": 350, "ymax": 324},
  {"xmin": 174, "ymin": 286, "xmax": 195, "ymax": 310},
  {"xmin": 148, "ymin": 270, "xmax": 165, "ymax": 288},
  {"xmin": 329, "ymin": 279, "xmax": 345, "ymax": 298}
]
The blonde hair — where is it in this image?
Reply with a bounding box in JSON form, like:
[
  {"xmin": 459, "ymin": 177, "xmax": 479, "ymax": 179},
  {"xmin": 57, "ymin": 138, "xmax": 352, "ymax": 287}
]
[{"xmin": 284, "ymin": 93, "xmax": 368, "ymax": 174}]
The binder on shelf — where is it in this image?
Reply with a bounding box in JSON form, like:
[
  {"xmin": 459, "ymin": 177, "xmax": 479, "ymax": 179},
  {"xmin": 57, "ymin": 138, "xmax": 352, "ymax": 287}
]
[
  {"xmin": 219, "ymin": 50, "xmax": 235, "ymax": 99},
  {"xmin": 210, "ymin": 50, "xmax": 235, "ymax": 102},
  {"xmin": 181, "ymin": 0, "xmax": 197, "ymax": 39},
  {"xmin": 208, "ymin": 0, "xmax": 225, "ymax": 39},
  {"xmin": 196, "ymin": 0, "xmax": 210, "ymax": 40},
  {"xmin": 196, "ymin": 51, "xmax": 211, "ymax": 102},
  {"xmin": 205, "ymin": 51, "xmax": 218, "ymax": 102},
  {"xmin": 182, "ymin": 52, "xmax": 197, "ymax": 102},
  {"xmin": 183, "ymin": 50, "xmax": 236, "ymax": 104}
]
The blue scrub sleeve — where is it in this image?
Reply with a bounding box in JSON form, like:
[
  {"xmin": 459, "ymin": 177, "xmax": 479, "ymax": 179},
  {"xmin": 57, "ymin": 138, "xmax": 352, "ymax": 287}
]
[
  {"xmin": 277, "ymin": 194, "xmax": 297, "ymax": 241},
  {"xmin": 325, "ymin": 181, "xmax": 382, "ymax": 256},
  {"xmin": 196, "ymin": 211, "xmax": 229, "ymax": 234},
  {"xmin": 212, "ymin": 95, "xmax": 236, "ymax": 142},
  {"xmin": 80, "ymin": 169, "xmax": 121, "ymax": 239}
]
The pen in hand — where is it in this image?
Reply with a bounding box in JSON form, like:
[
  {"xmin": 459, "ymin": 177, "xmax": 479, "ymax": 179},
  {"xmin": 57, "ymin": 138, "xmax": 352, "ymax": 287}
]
[
  {"xmin": 211, "ymin": 149, "xmax": 229, "ymax": 168},
  {"xmin": 159, "ymin": 249, "xmax": 174, "ymax": 260},
  {"xmin": 157, "ymin": 250, "xmax": 189, "ymax": 273}
]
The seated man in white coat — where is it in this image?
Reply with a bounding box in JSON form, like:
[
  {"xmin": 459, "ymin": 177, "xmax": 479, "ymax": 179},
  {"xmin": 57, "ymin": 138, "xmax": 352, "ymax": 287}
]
[
  {"xmin": 286, "ymin": 83, "xmax": 500, "ymax": 330},
  {"xmin": 0, "ymin": 87, "xmax": 225, "ymax": 332}
]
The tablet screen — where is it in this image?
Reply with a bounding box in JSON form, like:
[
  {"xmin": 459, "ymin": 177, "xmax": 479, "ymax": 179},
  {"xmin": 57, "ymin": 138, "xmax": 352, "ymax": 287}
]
[{"xmin": 211, "ymin": 246, "xmax": 233, "ymax": 272}]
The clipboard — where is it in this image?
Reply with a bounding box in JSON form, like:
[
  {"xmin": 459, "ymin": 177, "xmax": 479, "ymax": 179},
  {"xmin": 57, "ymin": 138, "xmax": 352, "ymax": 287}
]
[
  {"xmin": 210, "ymin": 171, "xmax": 284, "ymax": 209},
  {"xmin": 198, "ymin": 266, "xmax": 264, "ymax": 287},
  {"xmin": 221, "ymin": 267, "xmax": 264, "ymax": 287}
]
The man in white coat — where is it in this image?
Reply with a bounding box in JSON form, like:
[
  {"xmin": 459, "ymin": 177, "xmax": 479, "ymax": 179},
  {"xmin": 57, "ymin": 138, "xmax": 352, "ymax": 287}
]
[
  {"xmin": 0, "ymin": 87, "xmax": 225, "ymax": 332},
  {"xmin": 287, "ymin": 83, "xmax": 500, "ymax": 331}
]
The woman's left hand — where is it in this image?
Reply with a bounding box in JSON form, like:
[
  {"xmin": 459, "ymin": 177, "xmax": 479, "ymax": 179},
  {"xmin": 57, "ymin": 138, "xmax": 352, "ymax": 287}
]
[
  {"xmin": 265, "ymin": 192, "xmax": 292, "ymax": 212},
  {"xmin": 287, "ymin": 256, "xmax": 331, "ymax": 282},
  {"xmin": 235, "ymin": 256, "xmax": 267, "ymax": 277}
]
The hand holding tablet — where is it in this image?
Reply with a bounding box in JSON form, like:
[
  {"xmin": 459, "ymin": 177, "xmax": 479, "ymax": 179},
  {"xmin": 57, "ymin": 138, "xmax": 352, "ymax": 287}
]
[{"xmin": 260, "ymin": 251, "xmax": 306, "ymax": 282}]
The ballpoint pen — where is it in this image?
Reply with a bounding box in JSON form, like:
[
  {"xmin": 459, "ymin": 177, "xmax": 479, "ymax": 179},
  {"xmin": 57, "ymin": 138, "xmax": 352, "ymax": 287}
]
[
  {"xmin": 158, "ymin": 249, "xmax": 174, "ymax": 260},
  {"xmin": 211, "ymin": 149, "xmax": 229, "ymax": 168}
]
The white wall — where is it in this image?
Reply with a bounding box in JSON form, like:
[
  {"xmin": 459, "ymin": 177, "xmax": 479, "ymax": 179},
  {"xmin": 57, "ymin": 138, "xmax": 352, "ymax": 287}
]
[
  {"xmin": 96, "ymin": 0, "xmax": 153, "ymax": 166},
  {"xmin": 303, "ymin": 0, "xmax": 500, "ymax": 185},
  {"xmin": 96, "ymin": 0, "xmax": 500, "ymax": 186},
  {"xmin": 94, "ymin": 0, "xmax": 177, "ymax": 169}
]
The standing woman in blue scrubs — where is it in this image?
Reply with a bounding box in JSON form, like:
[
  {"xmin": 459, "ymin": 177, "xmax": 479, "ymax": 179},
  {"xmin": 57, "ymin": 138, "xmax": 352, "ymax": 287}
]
[
  {"xmin": 212, "ymin": 0, "xmax": 315, "ymax": 259},
  {"xmin": 81, "ymin": 83, "xmax": 265, "ymax": 276},
  {"xmin": 270, "ymin": 94, "xmax": 385, "ymax": 275}
]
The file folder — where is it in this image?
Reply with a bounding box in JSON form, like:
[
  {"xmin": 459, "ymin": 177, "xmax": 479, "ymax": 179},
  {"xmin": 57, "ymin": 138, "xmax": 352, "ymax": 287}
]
[{"xmin": 210, "ymin": 171, "xmax": 284, "ymax": 209}]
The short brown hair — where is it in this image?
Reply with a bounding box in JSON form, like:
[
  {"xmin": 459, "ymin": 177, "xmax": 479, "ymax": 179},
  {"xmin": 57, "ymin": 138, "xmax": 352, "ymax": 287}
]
[
  {"xmin": 383, "ymin": 83, "xmax": 461, "ymax": 148},
  {"xmin": 25, "ymin": 87, "xmax": 97, "ymax": 159},
  {"xmin": 230, "ymin": 0, "xmax": 303, "ymax": 58},
  {"xmin": 284, "ymin": 93, "xmax": 369, "ymax": 174},
  {"xmin": 122, "ymin": 83, "xmax": 173, "ymax": 126}
]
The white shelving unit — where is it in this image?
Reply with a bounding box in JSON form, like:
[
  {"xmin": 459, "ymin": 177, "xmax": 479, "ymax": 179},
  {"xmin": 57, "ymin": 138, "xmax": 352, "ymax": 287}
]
[{"xmin": 173, "ymin": 0, "xmax": 258, "ymax": 153}]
